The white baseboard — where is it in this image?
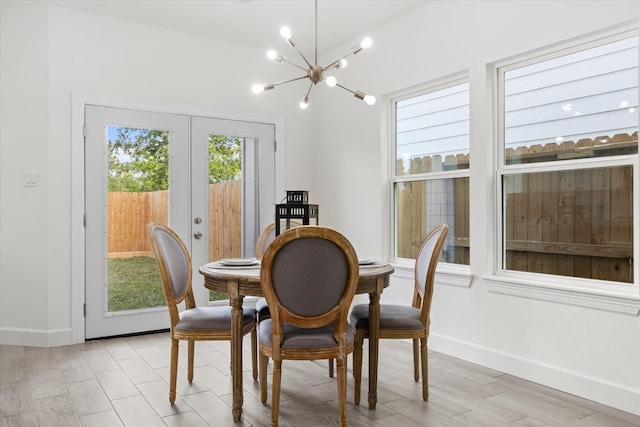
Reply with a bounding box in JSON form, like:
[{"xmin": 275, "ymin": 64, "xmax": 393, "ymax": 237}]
[
  {"xmin": 429, "ymin": 333, "xmax": 640, "ymax": 416},
  {"xmin": 0, "ymin": 327, "xmax": 73, "ymax": 347}
]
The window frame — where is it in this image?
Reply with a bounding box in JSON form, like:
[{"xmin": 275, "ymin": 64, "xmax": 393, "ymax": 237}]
[
  {"xmin": 389, "ymin": 75, "xmax": 472, "ymax": 287},
  {"xmin": 486, "ymin": 28, "xmax": 640, "ymax": 314}
]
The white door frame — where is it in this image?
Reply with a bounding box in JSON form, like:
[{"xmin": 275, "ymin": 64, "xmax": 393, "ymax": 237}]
[
  {"xmin": 85, "ymin": 106, "xmax": 191, "ymax": 339},
  {"xmin": 71, "ymin": 92, "xmax": 285, "ymax": 343}
]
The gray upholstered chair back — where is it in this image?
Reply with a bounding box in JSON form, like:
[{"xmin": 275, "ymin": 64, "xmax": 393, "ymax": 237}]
[
  {"xmin": 260, "ymin": 226, "xmax": 359, "ymax": 329},
  {"xmin": 148, "ymin": 223, "xmax": 192, "ymax": 305},
  {"xmin": 271, "ymin": 237, "xmax": 348, "ymax": 317}
]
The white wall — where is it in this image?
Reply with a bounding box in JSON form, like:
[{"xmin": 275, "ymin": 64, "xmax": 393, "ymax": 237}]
[
  {"xmin": 312, "ymin": 0, "xmax": 640, "ymax": 416},
  {"xmin": 0, "ymin": 3, "xmax": 317, "ymax": 345},
  {"xmin": 1, "ymin": 0, "xmax": 639, "ymax": 416}
]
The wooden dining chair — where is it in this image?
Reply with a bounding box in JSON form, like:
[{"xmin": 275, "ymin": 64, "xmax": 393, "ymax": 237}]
[
  {"xmin": 147, "ymin": 222, "xmax": 258, "ymax": 403},
  {"xmin": 255, "ymin": 221, "xmax": 337, "ymax": 378},
  {"xmin": 258, "ymin": 226, "xmax": 359, "ymax": 427},
  {"xmin": 254, "ymin": 222, "xmax": 291, "ymax": 323},
  {"xmin": 350, "ymin": 223, "xmax": 449, "ymax": 404}
]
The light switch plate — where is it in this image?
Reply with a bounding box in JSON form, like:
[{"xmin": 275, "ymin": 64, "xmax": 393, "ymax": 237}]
[{"xmin": 25, "ymin": 170, "xmax": 39, "ymax": 187}]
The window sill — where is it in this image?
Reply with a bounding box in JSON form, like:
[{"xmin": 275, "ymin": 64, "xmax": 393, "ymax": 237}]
[
  {"xmin": 484, "ymin": 274, "xmax": 640, "ymax": 316},
  {"xmin": 391, "ymin": 260, "xmax": 472, "ymax": 288}
]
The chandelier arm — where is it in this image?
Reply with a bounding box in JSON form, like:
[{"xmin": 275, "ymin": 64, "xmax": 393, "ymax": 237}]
[
  {"xmin": 334, "ymin": 83, "xmax": 367, "ymax": 101},
  {"xmin": 334, "ymin": 82, "xmax": 357, "ymax": 96},
  {"xmin": 304, "ymin": 82, "xmax": 313, "ymax": 98},
  {"xmin": 291, "ymin": 43, "xmax": 314, "ymax": 69},
  {"xmin": 281, "ymin": 58, "xmax": 309, "ymax": 72},
  {"xmin": 323, "ymin": 38, "xmax": 370, "ymax": 71},
  {"xmin": 272, "ymin": 75, "xmax": 310, "ymax": 88},
  {"xmin": 299, "ymin": 82, "xmax": 314, "ymax": 109},
  {"xmin": 323, "ymin": 50, "xmax": 356, "ymax": 71},
  {"xmin": 335, "ymin": 83, "xmax": 376, "ymax": 105}
]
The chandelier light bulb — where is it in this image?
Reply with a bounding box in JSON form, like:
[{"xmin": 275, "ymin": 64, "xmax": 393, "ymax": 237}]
[
  {"xmin": 267, "ymin": 50, "xmax": 277, "ymax": 60},
  {"xmin": 364, "ymin": 95, "xmax": 377, "ymax": 105},
  {"xmin": 252, "ymin": 83, "xmax": 265, "ymax": 94},
  {"xmin": 280, "ymin": 26, "xmax": 292, "ymax": 40},
  {"xmin": 338, "ymin": 59, "xmax": 348, "ymax": 69},
  {"xmin": 360, "ymin": 37, "xmax": 373, "ymax": 50},
  {"xmin": 299, "ymin": 96, "xmax": 310, "ymax": 109},
  {"xmin": 325, "ymin": 76, "xmax": 337, "ymax": 87}
]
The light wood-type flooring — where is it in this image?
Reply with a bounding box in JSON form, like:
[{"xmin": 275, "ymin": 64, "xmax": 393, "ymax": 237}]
[{"xmin": 1, "ymin": 332, "xmax": 639, "ymax": 426}]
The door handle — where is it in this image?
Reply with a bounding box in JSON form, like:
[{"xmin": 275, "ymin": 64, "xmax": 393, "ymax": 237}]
[{"xmin": 194, "ymin": 231, "xmax": 203, "ymax": 239}]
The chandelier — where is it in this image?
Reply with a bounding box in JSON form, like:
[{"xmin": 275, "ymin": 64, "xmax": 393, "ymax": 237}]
[{"xmin": 251, "ymin": 0, "xmax": 376, "ymax": 109}]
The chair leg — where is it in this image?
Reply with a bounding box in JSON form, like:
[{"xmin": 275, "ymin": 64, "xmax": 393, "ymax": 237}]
[
  {"xmin": 420, "ymin": 337, "xmax": 429, "ymax": 401},
  {"xmin": 251, "ymin": 328, "xmax": 258, "ymax": 381},
  {"xmin": 169, "ymin": 338, "xmax": 179, "ymax": 403},
  {"xmin": 412, "ymin": 338, "xmax": 419, "ymax": 382},
  {"xmin": 271, "ymin": 359, "xmax": 282, "ymax": 427},
  {"xmin": 328, "ymin": 358, "xmax": 334, "ymax": 378},
  {"xmin": 337, "ymin": 356, "xmax": 348, "ymax": 427},
  {"xmin": 353, "ymin": 330, "xmax": 364, "ymax": 406},
  {"xmin": 259, "ymin": 353, "xmax": 269, "ymax": 404},
  {"xmin": 187, "ymin": 340, "xmax": 194, "ymax": 383}
]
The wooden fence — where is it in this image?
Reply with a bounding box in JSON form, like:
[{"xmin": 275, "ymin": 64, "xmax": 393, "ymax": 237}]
[
  {"xmin": 108, "ymin": 190, "xmax": 168, "ymax": 256},
  {"xmin": 396, "ymin": 132, "xmax": 636, "ymax": 283},
  {"xmin": 108, "ymin": 181, "xmax": 241, "ymax": 261},
  {"xmin": 109, "ymin": 133, "xmax": 635, "ymax": 283}
]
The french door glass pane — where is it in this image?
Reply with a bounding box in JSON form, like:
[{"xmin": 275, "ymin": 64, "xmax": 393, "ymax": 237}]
[
  {"xmin": 107, "ymin": 126, "xmax": 168, "ymax": 312},
  {"xmin": 207, "ymin": 133, "xmax": 243, "ymax": 302}
]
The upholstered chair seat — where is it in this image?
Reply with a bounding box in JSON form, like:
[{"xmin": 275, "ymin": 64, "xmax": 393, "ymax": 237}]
[
  {"xmin": 176, "ymin": 306, "xmax": 256, "ymax": 331},
  {"xmin": 350, "ymin": 224, "xmax": 449, "ymax": 405},
  {"xmin": 350, "ymin": 304, "xmax": 423, "ymax": 331},
  {"xmin": 258, "ymin": 321, "xmax": 356, "ymax": 349}
]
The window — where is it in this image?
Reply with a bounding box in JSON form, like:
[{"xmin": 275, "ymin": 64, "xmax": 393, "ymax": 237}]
[
  {"xmin": 498, "ymin": 35, "xmax": 637, "ymax": 288},
  {"xmin": 392, "ymin": 80, "xmax": 470, "ymax": 265}
]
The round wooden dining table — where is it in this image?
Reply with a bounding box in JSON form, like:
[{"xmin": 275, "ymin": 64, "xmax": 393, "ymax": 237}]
[{"xmin": 200, "ymin": 261, "xmax": 394, "ymax": 422}]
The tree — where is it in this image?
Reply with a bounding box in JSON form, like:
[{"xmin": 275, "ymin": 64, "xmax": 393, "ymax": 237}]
[
  {"xmin": 208, "ymin": 134, "xmax": 241, "ymax": 183},
  {"xmin": 108, "ymin": 128, "xmax": 242, "ymax": 192},
  {"xmin": 108, "ymin": 128, "xmax": 169, "ymax": 192}
]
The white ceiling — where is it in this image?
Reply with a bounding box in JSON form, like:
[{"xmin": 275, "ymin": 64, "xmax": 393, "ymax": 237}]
[{"xmin": 31, "ymin": 0, "xmax": 428, "ymax": 54}]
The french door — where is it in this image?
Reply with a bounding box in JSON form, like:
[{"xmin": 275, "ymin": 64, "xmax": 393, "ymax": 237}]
[{"xmin": 84, "ymin": 106, "xmax": 275, "ymax": 339}]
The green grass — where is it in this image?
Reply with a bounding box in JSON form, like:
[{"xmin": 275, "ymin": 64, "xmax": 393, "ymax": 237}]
[
  {"xmin": 107, "ymin": 256, "xmax": 166, "ymax": 312},
  {"xmin": 107, "ymin": 256, "xmax": 228, "ymax": 312}
]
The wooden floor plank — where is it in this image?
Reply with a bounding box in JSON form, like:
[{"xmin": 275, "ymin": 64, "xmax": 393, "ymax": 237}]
[{"xmin": 1, "ymin": 332, "xmax": 639, "ymax": 426}]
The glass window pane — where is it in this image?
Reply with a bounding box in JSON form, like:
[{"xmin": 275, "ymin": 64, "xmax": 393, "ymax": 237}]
[
  {"xmin": 107, "ymin": 127, "xmax": 168, "ymax": 312},
  {"xmin": 207, "ymin": 134, "xmax": 243, "ymax": 302},
  {"xmin": 396, "ymin": 82, "xmax": 470, "ymax": 175},
  {"xmin": 395, "ymin": 178, "xmax": 469, "ymax": 265},
  {"xmin": 504, "ymin": 37, "xmax": 638, "ymax": 165},
  {"xmin": 503, "ymin": 166, "xmax": 633, "ymax": 283}
]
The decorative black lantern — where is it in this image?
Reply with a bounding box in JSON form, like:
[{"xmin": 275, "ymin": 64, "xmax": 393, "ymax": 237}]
[{"xmin": 275, "ymin": 191, "xmax": 319, "ymax": 236}]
